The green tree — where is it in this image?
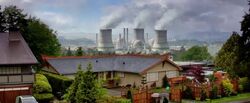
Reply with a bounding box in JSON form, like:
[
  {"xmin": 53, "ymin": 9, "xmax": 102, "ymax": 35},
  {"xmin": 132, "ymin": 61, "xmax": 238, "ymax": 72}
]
[
  {"xmin": 0, "ymin": 6, "xmax": 5, "ymax": 32},
  {"xmin": 2, "ymin": 5, "xmax": 27, "ymax": 31},
  {"xmin": 214, "ymin": 32, "xmax": 240, "ymax": 77},
  {"xmin": 75, "ymin": 47, "xmax": 84, "ymax": 56},
  {"xmin": 238, "ymin": 1, "xmax": 250, "ymax": 78},
  {"xmin": 162, "ymin": 75, "xmax": 170, "ymax": 88},
  {"xmin": 22, "ymin": 18, "xmax": 61, "ymax": 62},
  {"xmin": 65, "ymin": 63, "xmax": 106, "ymax": 103},
  {"xmin": 66, "ymin": 47, "xmax": 73, "ymax": 56},
  {"xmin": 64, "ymin": 65, "xmax": 84, "ymax": 103},
  {"xmin": 180, "ymin": 46, "xmax": 212, "ymax": 61}
]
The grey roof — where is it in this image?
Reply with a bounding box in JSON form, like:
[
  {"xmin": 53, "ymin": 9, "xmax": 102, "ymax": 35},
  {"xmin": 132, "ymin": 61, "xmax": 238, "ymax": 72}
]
[
  {"xmin": 0, "ymin": 32, "xmax": 38, "ymax": 65},
  {"xmin": 46, "ymin": 56, "xmax": 162, "ymax": 74}
]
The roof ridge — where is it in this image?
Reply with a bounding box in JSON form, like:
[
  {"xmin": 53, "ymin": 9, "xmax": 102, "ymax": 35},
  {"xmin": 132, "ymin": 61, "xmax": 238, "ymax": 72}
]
[{"xmin": 42, "ymin": 54, "xmax": 169, "ymax": 60}]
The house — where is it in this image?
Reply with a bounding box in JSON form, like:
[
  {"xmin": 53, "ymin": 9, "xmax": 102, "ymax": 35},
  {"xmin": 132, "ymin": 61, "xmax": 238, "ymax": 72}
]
[
  {"xmin": 174, "ymin": 61, "xmax": 214, "ymax": 79},
  {"xmin": 42, "ymin": 54, "xmax": 181, "ymax": 87},
  {"xmin": 0, "ymin": 32, "xmax": 37, "ymax": 103}
]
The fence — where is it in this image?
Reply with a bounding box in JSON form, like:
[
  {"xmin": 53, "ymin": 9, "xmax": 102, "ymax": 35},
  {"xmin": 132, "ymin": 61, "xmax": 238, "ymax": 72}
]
[{"xmin": 121, "ymin": 86, "xmax": 153, "ymax": 103}]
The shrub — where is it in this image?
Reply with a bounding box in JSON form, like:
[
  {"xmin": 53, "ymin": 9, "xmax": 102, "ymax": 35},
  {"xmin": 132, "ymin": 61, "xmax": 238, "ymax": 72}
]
[
  {"xmin": 33, "ymin": 74, "xmax": 52, "ymax": 93},
  {"xmin": 200, "ymin": 89, "xmax": 207, "ymax": 101},
  {"xmin": 33, "ymin": 93, "xmax": 54, "ymax": 102},
  {"xmin": 182, "ymin": 86, "xmax": 193, "ymax": 99},
  {"xmin": 162, "ymin": 75, "xmax": 170, "ymax": 88},
  {"xmin": 40, "ymin": 71, "xmax": 73, "ymax": 99},
  {"xmin": 239, "ymin": 77, "xmax": 250, "ymax": 92},
  {"xmin": 33, "ymin": 80, "xmax": 52, "ymax": 93},
  {"xmin": 222, "ymin": 79, "xmax": 234, "ymax": 96},
  {"xmin": 36, "ymin": 74, "xmax": 49, "ymax": 82},
  {"xmin": 210, "ymin": 86, "xmax": 218, "ymax": 99}
]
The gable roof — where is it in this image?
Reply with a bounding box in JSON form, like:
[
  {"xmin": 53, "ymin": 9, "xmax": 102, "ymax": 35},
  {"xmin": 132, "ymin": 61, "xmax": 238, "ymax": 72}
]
[
  {"xmin": 43, "ymin": 54, "xmax": 181, "ymax": 75},
  {"xmin": 0, "ymin": 32, "xmax": 38, "ymax": 65}
]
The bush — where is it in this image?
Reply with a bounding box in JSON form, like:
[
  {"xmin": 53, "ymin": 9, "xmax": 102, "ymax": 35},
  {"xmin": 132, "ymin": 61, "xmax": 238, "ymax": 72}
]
[
  {"xmin": 33, "ymin": 93, "xmax": 54, "ymax": 102},
  {"xmin": 239, "ymin": 77, "xmax": 250, "ymax": 92},
  {"xmin": 210, "ymin": 86, "xmax": 218, "ymax": 99},
  {"xmin": 36, "ymin": 74, "xmax": 49, "ymax": 82},
  {"xmin": 182, "ymin": 86, "xmax": 193, "ymax": 99},
  {"xmin": 40, "ymin": 71, "xmax": 73, "ymax": 99},
  {"xmin": 33, "ymin": 74, "xmax": 52, "ymax": 93},
  {"xmin": 33, "ymin": 80, "xmax": 52, "ymax": 93},
  {"xmin": 222, "ymin": 79, "xmax": 234, "ymax": 96}
]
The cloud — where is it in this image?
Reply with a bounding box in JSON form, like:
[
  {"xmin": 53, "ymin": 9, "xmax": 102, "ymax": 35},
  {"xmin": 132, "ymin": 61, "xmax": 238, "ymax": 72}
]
[{"xmin": 101, "ymin": 0, "xmax": 248, "ymax": 40}]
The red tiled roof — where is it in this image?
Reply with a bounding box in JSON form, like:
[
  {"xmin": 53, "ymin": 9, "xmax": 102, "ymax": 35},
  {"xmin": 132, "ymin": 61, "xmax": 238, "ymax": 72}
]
[{"xmin": 0, "ymin": 32, "xmax": 38, "ymax": 65}]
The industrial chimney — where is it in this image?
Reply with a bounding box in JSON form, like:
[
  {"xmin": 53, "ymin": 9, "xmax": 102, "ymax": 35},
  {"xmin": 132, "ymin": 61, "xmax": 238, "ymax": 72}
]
[
  {"xmin": 134, "ymin": 28, "xmax": 145, "ymax": 42},
  {"xmin": 152, "ymin": 30, "xmax": 168, "ymax": 52},
  {"xmin": 97, "ymin": 29, "xmax": 114, "ymax": 52}
]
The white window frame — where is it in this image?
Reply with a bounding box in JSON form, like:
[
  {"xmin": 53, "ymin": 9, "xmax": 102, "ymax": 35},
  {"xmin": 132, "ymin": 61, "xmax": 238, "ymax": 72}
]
[
  {"xmin": 146, "ymin": 72, "xmax": 158, "ymax": 82},
  {"xmin": 166, "ymin": 71, "xmax": 178, "ymax": 78}
]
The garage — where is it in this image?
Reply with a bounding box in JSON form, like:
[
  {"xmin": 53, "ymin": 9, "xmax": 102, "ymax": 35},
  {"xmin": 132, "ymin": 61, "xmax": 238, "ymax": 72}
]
[{"xmin": 0, "ymin": 84, "xmax": 32, "ymax": 103}]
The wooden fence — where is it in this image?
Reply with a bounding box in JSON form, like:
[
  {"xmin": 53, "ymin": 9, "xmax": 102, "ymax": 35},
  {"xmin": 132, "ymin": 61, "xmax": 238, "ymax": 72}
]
[{"xmin": 121, "ymin": 86, "xmax": 153, "ymax": 103}]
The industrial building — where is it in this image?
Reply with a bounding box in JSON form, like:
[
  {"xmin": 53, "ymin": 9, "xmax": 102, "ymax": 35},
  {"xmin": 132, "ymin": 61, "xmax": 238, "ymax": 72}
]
[{"xmin": 96, "ymin": 28, "xmax": 169, "ymax": 54}]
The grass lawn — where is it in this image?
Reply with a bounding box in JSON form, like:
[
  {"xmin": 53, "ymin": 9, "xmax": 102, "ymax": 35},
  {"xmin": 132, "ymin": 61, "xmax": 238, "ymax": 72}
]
[
  {"xmin": 210, "ymin": 93, "xmax": 250, "ymax": 103},
  {"xmin": 182, "ymin": 93, "xmax": 250, "ymax": 103}
]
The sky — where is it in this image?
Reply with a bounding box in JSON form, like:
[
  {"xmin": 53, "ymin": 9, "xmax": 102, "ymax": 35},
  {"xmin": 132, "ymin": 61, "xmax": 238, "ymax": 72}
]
[{"xmin": 0, "ymin": 0, "xmax": 249, "ymax": 41}]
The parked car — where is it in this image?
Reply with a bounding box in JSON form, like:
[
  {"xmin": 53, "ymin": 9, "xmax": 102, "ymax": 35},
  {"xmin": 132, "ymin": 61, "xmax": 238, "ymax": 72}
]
[{"xmin": 15, "ymin": 95, "xmax": 38, "ymax": 103}]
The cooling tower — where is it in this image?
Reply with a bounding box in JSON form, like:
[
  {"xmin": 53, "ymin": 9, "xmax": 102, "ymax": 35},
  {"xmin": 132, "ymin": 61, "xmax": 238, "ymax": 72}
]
[
  {"xmin": 134, "ymin": 28, "xmax": 145, "ymax": 42},
  {"xmin": 152, "ymin": 30, "xmax": 168, "ymax": 52},
  {"xmin": 97, "ymin": 29, "xmax": 114, "ymax": 52}
]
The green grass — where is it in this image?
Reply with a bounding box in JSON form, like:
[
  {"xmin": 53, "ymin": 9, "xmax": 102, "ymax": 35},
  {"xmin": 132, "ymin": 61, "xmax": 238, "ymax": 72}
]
[
  {"xmin": 182, "ymin": 93, "xmax": 250, "ymax": 103},
  {"xmin": 211, "ymin": 93, "xmax": 250, "ymax": 103}
]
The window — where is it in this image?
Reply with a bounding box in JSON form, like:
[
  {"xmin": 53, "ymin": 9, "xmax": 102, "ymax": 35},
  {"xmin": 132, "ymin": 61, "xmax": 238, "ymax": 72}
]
[
  {"xmin": 146, "ymin": 72, "xmax": 158, "ymax": 82},
  {"xmin": 0, "ymin": 67, "xmax": 21, "ymax": 74},
  {"xmin": 166, "ymin": 71, "xmax": 178, "ymax": 78}
]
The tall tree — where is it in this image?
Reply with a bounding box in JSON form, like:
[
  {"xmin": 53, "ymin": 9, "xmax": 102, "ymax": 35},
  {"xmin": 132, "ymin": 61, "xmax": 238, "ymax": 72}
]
[
  {"xmin": 75, "ymin": 47, "xmax": 84, "ymax": 56},
  {"xmin": 2, "ymin": 5, "xmax": 27, "ymax": 31},
  {"xmin": 0, "ymin": 6, "xmax": 5, "ymax": 32},
  {"xmin": 180, "ymin": 46, "xmax": 212, "ymax": 61},
  {"xmin": 215, "ymin": 32, "xmax": 240, "ymax": 77},
  {"xmin": 65, "ymin": 63, "xmax": 105, "ymax": 103},
  {"xmin": 238, "ymin": 1, "xmax": 250, "ymax": 78},
  {"xmin": 64, "ymin": 65, "xmax": 84, "ymax": 103},
  {"xmin": 22, "ymin": 17, "xmax": 61, "ymax": 62}
]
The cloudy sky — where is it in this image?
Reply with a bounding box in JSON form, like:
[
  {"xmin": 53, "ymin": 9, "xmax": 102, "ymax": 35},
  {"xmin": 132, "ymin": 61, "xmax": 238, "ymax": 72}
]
[{"xmin": 0, "ymin": 0, "xmax": 248, "ymax": 41}]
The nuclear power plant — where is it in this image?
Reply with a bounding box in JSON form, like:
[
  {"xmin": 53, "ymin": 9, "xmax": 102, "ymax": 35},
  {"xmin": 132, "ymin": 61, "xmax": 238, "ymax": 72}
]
[{"xmin": 96, "ymin": 28, "xmax": 169, "ymax": 54}]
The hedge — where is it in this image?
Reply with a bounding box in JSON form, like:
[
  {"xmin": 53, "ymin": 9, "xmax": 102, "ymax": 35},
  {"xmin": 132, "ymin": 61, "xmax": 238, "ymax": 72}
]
[
  {"xmin": 33, "ymin": 93, "xmax": 54, "ymax": 102},
  {"xmin": 36, "ymin": 74, "xmax": 49, "ymax": 82},
  {"xmin": 33, "ymin": 74, "xmax": 52, "ymax": 93},
  {"xmin": 239, "ymin": 77, "xmax": 250, "ymax": 92},
  {"xmin": 39, "ymin": 71, "xmax": 73, "ymax": 99}
]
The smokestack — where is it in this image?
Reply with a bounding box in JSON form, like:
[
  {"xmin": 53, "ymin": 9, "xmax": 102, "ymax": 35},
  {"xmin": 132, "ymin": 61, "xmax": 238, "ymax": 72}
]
[
  {"xmin": 133, "ymin": 28, "xmax": 145, "ymax": 42},
  {"xmin": 123, "ymin": 28, "xmax": 126, "ymax": 47},
  {"xmin": 97, "ymin": 29, "xmax": 114, "ymax": 52},
  {"xmin": 126, "ymin": 28, "xmax": 129, "ymax": 50},
  {"xmin": 152, "ymin": 29, "xmax": 168, "ymax": 51},
  {"xmin": 96, "ymin": 33, "xmax": 98, "ymax": 47},
  {"xmin": 146, "ymin": 33, "xmax": 149, "ymax": 44}
]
